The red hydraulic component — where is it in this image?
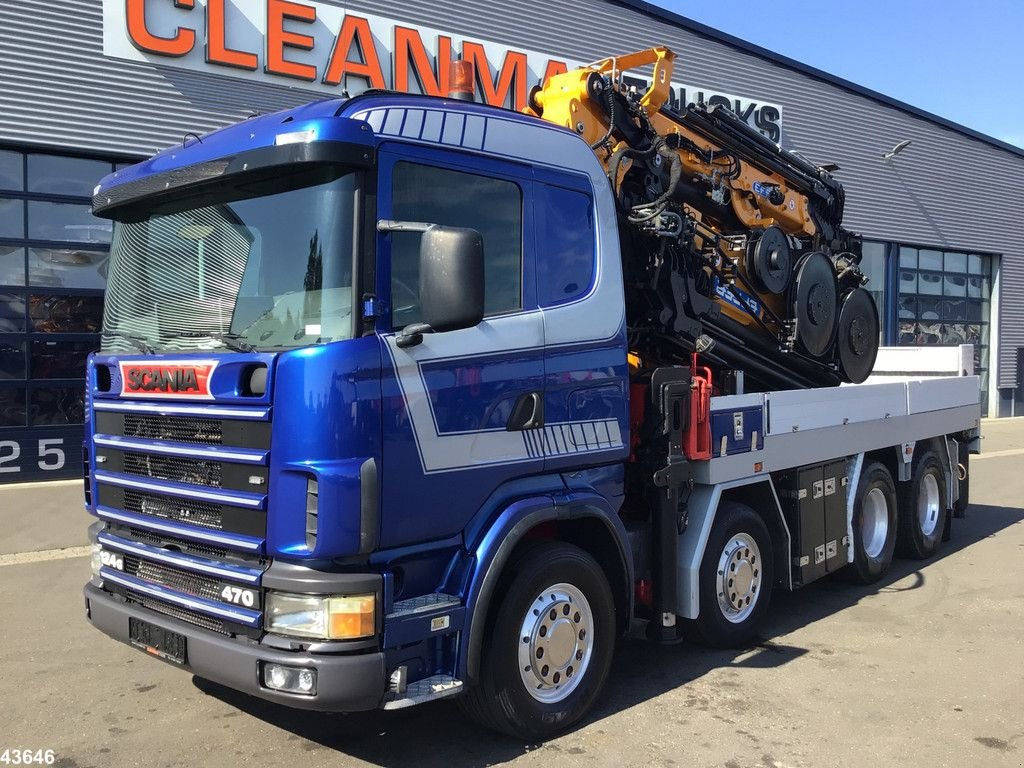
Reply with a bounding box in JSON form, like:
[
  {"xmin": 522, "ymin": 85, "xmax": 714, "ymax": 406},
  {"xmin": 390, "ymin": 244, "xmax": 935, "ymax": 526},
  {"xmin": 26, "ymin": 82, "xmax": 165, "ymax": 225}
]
[
  {"xmin": 634, "ymin": 577, "xmax": 653, "ymax": 607},
  {"xmin": 628, "ymin": 382, "xmax": 647, "ymax": 461},
  {"xmin": 685, "ymin": 353, "xmax": 712, "ymax": 461}
]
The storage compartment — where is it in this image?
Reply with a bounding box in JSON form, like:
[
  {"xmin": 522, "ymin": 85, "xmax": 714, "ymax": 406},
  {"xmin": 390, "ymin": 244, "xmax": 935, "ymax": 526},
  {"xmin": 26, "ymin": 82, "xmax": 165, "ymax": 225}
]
[
  {"xmin": 822, "ymin": 459, "xmax": 850, "ymax": 572},
  {"xmin": 710, "ymin": 405, "xmax": 763, "ymax": 457},
  {"xmin": 775, "ymin": 459, "xmax": 849, "ymax": 586}
]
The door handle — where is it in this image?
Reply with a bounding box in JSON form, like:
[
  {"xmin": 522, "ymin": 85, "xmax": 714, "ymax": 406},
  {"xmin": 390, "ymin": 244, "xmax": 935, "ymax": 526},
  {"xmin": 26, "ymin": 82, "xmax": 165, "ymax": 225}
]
[{"xmin": 507, "ymin": 392, "xmax": 544, "ymax": 431}]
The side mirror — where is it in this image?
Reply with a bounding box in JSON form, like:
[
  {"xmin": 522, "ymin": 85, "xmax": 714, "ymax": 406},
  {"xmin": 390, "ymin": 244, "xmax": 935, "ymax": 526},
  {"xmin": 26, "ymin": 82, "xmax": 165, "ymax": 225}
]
[
  {"xmin": 378, "ymin": 220, "xmax": 485, "ymax": 348},
  {"xmin": 419, "ymin": 225, "xmax": 484, "ymax": 333}
]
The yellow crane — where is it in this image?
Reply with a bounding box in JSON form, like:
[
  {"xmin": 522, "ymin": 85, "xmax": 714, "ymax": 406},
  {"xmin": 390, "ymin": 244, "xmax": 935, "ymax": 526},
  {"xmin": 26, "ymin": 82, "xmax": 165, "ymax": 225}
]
[{"xmin": 525, "ymin": 47, "xmax": 879, "ymax": 387}]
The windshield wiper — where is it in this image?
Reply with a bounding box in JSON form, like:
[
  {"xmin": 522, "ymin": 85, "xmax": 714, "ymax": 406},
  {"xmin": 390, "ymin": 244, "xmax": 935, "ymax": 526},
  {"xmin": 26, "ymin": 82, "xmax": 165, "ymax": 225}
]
[
  {"xmin": 174, "ymin": 331, "xmax": 255, "ymax": 353},
  {"xmin": 102, "ymin": 332, "xmax": 155, "ymax": 355}
]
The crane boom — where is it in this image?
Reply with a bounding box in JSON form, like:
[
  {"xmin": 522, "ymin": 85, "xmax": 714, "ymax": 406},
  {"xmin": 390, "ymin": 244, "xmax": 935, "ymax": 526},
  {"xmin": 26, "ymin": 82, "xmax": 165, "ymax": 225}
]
[{"xmin": 525, "ymin": 47, "xmax": 879, "ymax": 389}]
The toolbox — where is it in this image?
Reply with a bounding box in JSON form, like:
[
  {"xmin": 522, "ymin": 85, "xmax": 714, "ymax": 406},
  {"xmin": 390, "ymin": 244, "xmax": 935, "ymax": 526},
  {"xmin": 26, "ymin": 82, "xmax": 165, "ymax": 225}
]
[{"xmin": 775, "ymin": 459, "xmax": 850, "ymax": 586}]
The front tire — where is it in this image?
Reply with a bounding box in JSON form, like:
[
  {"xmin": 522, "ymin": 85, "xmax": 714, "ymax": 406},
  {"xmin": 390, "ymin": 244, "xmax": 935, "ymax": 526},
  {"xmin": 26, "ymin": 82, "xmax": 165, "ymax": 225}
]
[
  {"xmin": 460, "ymin": 542, "xmax": 616, "ymax": 740},
  {"xmin": 848, "ymin": 461, "xmax": 898, "ymax": 583},
  {"xmin": 686, "ymin": 502, "xmax": 774, "ymax": 648},
  {"xmin": 897, "ymin": 450, "xmax": 947, "ymax": 559}
]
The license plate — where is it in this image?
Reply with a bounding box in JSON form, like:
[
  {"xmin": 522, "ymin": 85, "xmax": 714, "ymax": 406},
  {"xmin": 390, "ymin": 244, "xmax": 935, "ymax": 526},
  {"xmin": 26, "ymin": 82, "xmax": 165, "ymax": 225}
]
[{"xmin": 129, "ymin": 617, "xmax": 187, "ymax": 665}]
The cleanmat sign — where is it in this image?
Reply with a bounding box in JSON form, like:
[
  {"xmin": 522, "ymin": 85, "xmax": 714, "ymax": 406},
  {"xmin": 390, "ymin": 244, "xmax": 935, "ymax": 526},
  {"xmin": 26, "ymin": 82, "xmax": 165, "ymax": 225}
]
[{"xmin": 102, "ymin": 0, "xmax": 783, "ymax": 139}]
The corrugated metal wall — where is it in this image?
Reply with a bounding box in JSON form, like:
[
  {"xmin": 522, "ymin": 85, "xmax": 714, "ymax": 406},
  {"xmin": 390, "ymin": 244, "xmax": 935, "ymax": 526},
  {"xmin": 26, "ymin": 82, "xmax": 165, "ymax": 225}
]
[{"xmin": 1, "ymin": 0, "xmax": 1021, "ymax": 388}]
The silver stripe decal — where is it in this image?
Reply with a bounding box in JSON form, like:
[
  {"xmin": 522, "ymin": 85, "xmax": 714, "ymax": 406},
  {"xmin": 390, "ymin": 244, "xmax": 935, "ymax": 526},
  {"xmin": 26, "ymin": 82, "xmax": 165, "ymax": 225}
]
[
  {"xmin": 92, "ymin": 435, "xmax": 267, "ymax": 464},
  {"xmin": 95, "ymin": 506, "xmax": 262, "ymax": 551},
  {"xmin": 93, "ymin": 400, "xmax": 269, "ymax": 419},
  {"xmin": 98, "ymin": 532, "xmax": 261, "ymax": 584},
  {"xmin": 100, "ymin": 568, "xmax": 260, "ymax": 625},
  {"xmin": 94, "ymin": 470, "xmax": 264, "ymax": 508}
]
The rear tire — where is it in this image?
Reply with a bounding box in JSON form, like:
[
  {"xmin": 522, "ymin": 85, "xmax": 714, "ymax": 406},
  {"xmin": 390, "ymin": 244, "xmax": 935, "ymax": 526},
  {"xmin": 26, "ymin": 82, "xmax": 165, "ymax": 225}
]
[
  {"xmin": 459, "ymin": 542, "xmax": 616, "ymax": 740},
  {"xmin": 686, "ymin": 502, "xmax": 774, "ymax": 648},
  {"xmin": 848, "ymin": 461, "xmax": 897, "ymax": 583},
  {"xmin": 897, "ymin": 450, "xmax": 947, "ymax": 559}
]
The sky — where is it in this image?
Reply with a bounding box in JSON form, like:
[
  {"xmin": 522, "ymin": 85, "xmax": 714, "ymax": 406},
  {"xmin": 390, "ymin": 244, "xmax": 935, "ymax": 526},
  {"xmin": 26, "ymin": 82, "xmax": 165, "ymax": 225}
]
[{"xmin": 651, "ymin": 0, "xmax": 1024, "ymax": 149}]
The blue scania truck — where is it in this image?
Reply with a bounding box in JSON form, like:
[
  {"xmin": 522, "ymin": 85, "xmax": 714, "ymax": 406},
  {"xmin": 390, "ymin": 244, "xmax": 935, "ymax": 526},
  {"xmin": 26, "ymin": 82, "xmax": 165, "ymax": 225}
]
[{"xmin": 84, "ymin": 55, "xmax": 980, "ymax": 739}]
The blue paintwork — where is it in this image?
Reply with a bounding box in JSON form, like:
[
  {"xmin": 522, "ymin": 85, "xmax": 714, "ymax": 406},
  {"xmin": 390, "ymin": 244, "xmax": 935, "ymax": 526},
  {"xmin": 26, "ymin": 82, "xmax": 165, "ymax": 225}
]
[
  {"xmin": 267, "ymin": 335, "xmax": 381, "ymax": 559},
  {"xmin": 419, "ymin": 350, "xmax": 544, "ymax": 434},
  {"xmin": 88, "ymin": 92, "xmax": 636, "ymax": 699},
  {"xmin": 710, "ymin": 406, "xmax": 764, "ymax": 455}
]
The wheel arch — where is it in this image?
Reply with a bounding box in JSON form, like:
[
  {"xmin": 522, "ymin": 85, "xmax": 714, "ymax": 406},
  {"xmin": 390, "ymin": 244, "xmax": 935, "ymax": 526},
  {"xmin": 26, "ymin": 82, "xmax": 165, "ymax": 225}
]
[
  {"xmin": 460, "ymin": 492, "xmax": 634, "ymax": 683},
  {"xmin": 678, "ymin": 476, "xmax": 790, "ymax": 620}
]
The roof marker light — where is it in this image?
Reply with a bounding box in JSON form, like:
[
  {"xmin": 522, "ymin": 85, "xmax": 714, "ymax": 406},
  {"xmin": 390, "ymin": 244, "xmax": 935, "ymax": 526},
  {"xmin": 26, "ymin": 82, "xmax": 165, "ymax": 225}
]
[{"xmin": 276, "ymin": 129, "xmax": 317, "ymax": 146}]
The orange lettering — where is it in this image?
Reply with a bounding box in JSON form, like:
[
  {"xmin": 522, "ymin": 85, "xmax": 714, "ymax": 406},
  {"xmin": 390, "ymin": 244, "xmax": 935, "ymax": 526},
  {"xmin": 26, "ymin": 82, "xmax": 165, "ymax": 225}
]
[
  {"xmin": 542, "ymin": 59, "xmax": 568, "ymax": 84},
  {"xmin": 323, "ymin": 15, "xmax": 386, "ymax": 89},
  {"xmin": 206, "ymin": 0, "xmax": 257, "ymax": 70},
  {"xmin": 461, "ymin": 44, "xmax": 528, "ymax": 110},
  {"xmin": 126, "ymin": 0, "xmax": 196, "ymax": 57},
  {"xmin": 266, "ymin": 0, "xmax": 316, "ymax": 81},
  {"xmin": 394, "ymin": 26, "xmax": 452, "ymax": 96}
]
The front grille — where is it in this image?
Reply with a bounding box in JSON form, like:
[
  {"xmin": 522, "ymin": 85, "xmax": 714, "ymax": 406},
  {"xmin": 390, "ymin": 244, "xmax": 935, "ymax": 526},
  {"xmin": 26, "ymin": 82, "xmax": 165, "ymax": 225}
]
[
  {"xmin": 123, "ymin": 488, "xmax": 223, "ymax": 530},
  {"xmin": 123, "ymin": 413, "xmax": 223, "ymax": 444},
  {"xmin": 123, "ymin": 452, "xmax": 223, "ymax": 488},
  {"xmin": 127, "ymin": 527, "xmax": 228, "ymax": 560},
  {"xmin": 127, "ymin": 592, "xmax": 230, "ymax": 635},
  {"xmin": 96, "ymin": 398, "xmax": 270, "ymax": 637},
  {"xmin": 123, "ymin": 554, "xmax": 223, "ymax": 603}
]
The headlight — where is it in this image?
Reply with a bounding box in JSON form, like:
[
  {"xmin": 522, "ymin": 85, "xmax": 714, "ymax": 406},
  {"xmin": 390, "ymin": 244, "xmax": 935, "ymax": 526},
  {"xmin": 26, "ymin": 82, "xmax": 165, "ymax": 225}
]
[{"xmin": 266, "ymin": 592, "xmax": 375, "ymax": 640}]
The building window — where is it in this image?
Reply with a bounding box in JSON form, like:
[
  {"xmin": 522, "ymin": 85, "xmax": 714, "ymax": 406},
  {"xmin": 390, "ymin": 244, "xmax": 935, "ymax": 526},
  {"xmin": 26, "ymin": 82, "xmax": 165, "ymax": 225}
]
[
  {"xmin": 897, "ymin": 244, "xmax": 992, "ymax": 413},
  {"xmin": 0, "ymin": 147, "xmax": 126, "ymax": 479},
  {"xmin": 860, "ymin": 241, "xmax": 887, "ymax": 342}
]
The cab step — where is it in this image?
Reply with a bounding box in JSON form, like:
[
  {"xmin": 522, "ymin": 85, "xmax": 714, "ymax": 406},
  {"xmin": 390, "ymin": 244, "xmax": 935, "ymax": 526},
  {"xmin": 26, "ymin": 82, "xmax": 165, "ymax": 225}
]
[
  {"xmin": 382, "ymin": 674, "xmax": 464, "ymax": 709},
  {"xmin": 387, "ymin": 592, "xmax": 460, "ymax": 618}
]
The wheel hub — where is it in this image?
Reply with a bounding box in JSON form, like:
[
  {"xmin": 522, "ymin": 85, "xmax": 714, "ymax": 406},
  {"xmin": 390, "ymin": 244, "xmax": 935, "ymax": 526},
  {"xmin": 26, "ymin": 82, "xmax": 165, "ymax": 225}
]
[
  {"xmin": 918, "ymin": 472, "xmax": 941, "ymax": 536},
  {"xmin": 518, "ymin": 583, "xmax": 594, "ymax": 703},
  {"xmin": 861, "ymin": 486, "xmax": 889, "ymax": 558},
  {"xmin": 716, "ymin": 533, "xmax": 762, "ymax": 623}
]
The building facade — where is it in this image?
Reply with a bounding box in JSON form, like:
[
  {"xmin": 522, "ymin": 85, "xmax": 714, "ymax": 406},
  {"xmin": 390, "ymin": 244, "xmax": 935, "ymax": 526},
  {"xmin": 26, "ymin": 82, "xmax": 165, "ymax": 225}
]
[{"xmin": 0, "ymin": 0, "xmax": 1020, "ymax": 481}]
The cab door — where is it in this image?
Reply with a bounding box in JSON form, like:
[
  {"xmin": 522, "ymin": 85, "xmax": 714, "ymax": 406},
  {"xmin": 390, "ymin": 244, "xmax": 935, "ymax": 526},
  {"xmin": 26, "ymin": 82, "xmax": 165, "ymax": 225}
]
[{"xmin": 376, "ymin": 143, "xmax": 546, "ymax": 549}]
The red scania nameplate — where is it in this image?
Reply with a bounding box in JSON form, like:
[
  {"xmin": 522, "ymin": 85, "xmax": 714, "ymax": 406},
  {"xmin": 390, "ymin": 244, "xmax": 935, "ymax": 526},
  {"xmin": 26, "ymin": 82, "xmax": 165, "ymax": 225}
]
[{"xmin": 119, "ymin": 360, "xmax": 218, "ymax": 400}]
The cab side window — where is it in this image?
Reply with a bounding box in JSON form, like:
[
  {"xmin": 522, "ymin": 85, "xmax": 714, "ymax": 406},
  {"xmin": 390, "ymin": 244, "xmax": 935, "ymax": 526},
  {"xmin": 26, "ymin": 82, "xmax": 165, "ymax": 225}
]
[
  {"xmin": 535, "ymin": 184, "xmax": 595, "ymax": 306},
  {"xmin": 390, "ymin": 161, "xmax": 522, "ymax": 329}
]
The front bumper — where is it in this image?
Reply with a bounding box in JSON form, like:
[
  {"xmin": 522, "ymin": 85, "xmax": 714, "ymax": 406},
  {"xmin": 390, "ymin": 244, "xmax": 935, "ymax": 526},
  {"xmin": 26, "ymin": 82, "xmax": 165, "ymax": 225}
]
[{"xmin": 84, "ymin": 584, "xmax": 387, "ymax": 711}]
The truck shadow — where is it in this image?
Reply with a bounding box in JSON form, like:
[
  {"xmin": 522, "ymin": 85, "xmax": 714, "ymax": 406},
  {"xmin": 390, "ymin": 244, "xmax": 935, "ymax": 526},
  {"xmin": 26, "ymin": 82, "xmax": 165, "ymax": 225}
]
[{"xmin": 192, "ymin": 501, "xmax": 1023, "ymax": 767}]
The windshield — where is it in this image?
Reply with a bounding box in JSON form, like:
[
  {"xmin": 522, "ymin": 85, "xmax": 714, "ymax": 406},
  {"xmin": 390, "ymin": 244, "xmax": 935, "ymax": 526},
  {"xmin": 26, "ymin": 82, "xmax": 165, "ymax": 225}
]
[{"xmin": 101, "ymin": 166, "xmax": 357, "ymax": 353}]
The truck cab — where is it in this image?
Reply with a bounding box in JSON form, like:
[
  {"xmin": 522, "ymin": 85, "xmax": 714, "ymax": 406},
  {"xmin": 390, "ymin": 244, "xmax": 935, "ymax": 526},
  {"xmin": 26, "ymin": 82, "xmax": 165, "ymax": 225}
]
[{"xmin": 85, "ymin": 92, "xmax": 634, "ymax": 731}]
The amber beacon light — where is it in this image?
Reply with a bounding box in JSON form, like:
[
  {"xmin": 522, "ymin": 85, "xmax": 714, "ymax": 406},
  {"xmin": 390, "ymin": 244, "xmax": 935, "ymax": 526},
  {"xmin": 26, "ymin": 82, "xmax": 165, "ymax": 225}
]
[{"xmin": 448, "ymin": 57, "xmax": 476, "ymax": 101}]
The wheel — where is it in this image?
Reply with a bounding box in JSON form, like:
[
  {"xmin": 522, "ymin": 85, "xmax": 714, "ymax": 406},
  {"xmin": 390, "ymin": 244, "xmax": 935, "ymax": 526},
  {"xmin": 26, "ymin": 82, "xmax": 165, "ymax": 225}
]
[
  {"xmin": 897, "ymin": 450, "xmax": 947, "ymax": 559},
  {"xmin": 848, "ymin": 461, "xmax": 898, "ymax": 583},
  {"xmin": 459, "ymin": 542, "xmax": 616, "ymax": 740},
  {"xmin": 686, "ymin": 502, "xmax": 774, "ymax": 648}
]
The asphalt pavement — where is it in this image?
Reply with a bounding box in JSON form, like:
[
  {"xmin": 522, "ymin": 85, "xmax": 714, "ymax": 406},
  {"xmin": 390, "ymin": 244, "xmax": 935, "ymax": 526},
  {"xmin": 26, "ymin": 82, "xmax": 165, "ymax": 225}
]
[{"xmin": 1, "ymin": 421, "xmax": 1022, "ymax": 768}]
